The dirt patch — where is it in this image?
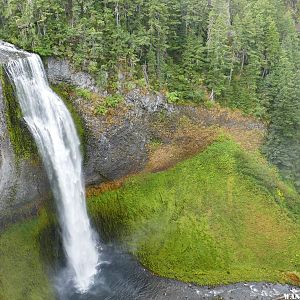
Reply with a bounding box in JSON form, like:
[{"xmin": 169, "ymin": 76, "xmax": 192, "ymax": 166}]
[
  {"xmin": 87, "ymin": 178, "xmax": 125, "ymax": 198},
  {"xmin": 145, "ymin": 106, "xmax": 265, "ymax": 173},
  {"xmin": 86, "ymin": 105, "xmax": 266, "ymax": 193},
  {"xmin": 145, "ymin": 125, "xmax": 218, "ymax": 172}
]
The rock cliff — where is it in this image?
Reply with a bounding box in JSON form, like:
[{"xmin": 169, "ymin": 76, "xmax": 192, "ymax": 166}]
[
  {"xmin": 0, "ymin": 51, "xmax": 265, "ymax": 227},
  {"xmin": 0, "ymin": 54, "xmax": 50, "ymax": 227}
]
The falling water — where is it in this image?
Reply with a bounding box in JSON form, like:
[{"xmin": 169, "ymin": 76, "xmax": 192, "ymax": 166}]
[{"xmin": 0, "ymin": 42, "xmax": 98, "ymax": 292}]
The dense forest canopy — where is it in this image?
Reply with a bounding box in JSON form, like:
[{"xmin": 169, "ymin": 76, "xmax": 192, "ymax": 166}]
[{"xmin": 1, "ymin": 0, "xmax": 300, "ymax": 184}]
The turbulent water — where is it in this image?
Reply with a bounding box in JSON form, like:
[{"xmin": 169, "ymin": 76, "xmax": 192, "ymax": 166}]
[{"xmin": 0, "ymin": 42, "xmax": 98, "ymax": 292}]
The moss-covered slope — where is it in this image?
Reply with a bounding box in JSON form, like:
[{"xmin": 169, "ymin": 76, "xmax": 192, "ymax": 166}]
[
  {"xmin": 88, "ymin": 137, "xmax": 300, "ymax": 285},
  {"xmin": 1, "ymin": 137, "xmax": 300, "ymax": 300},
  {"xmin": 0, "ymin": 219, "xmax": 54, "ymax": 300}
]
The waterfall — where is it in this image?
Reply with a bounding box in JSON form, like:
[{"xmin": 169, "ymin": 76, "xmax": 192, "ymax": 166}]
[{"xmin": 0, "ymin": 42, "xmax": 98, "ymax": 292}]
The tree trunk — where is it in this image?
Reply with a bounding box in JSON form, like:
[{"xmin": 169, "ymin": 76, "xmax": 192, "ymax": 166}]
[
  {"xmin": 210, "ymin": 89, "xmax": 214, "ymax": 101},
  {"xmin": 115, "ymin": 2, "xmax": 120, "ymax": 27},
  {"xmin": 65, "ymin": 0, "xmax": 73, "ymax": 26},
  {"xmin": 142, "ymin": 64, "xmax": 149, "ymax": 87}
]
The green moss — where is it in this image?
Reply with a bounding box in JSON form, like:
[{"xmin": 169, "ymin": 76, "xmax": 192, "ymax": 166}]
[
  {"xmin": 51, "ymin": 84, "xmax": 86, "ymax": 153},
  {"xmin": 75, "ymin": 88, "xmax": 93, "ymax": 101},
  {"xmin": 2, "ymin": 138, "xmax": 300, "ymax": 299},
  {"xmin": 95, "ymin": 94, "xmax": 124, "ymax": 116},
  {"xmin": 0, "ymin": 67, "xmax": 37, "ymax": 160},
  {"xmin": 36, "ymin": 208, "xmax": 64, "ymax": 267},
  {"xmin": 0, "ymin": 219, "xmax": 54, "ymax": 300},
  {"xmin": 88, "ymin": 137, "xmax": 300, "ymax": 286}
]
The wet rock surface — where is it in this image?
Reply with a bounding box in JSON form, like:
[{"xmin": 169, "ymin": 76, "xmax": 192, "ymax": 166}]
[
  {"xmin": 0, "ymin": 67, "xmax": 50, "ymax": 227},
  {"xmin": 85, "ymin": 120, "xmax": 148, "ymax": 184}
]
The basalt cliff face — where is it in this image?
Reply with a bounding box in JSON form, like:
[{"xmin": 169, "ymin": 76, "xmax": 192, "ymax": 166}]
[
  {"xmin": 0, "ymin": 49, "xmax": 265, "ymax": 227},
  {"xmin": 44, "ymin": 58, "xmax": 170, "ymax": 184},
  {"xmin": 44, "ymin": 58, "xmax": 264, "ymax": 183},
  {"xmin": 0, "ymin": 52, "xmax": 50, "ymax": 227},
  {"xmin": 0, "ymin": 52, "xmax": 173, "ymax": 225}
]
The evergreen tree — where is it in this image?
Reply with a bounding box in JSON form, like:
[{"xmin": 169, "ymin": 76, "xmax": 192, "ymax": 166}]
[
  {"xmin": 1, "ymin": 0, "xmax": 300, "ymax": 186},
  {"xmin": 264, "ymin": 52, "xmax": 300, "ymax": 185},
  {"xmin": 206, "ymin": 0, "xmax": 233, "ymax": 100},
  {"xmin": 229, "ymin": 4, "xmax": 261, "ymax": 113},
  {"xmin": 146, "ymin": 0, "xmax": 170, "ymax": 85}
]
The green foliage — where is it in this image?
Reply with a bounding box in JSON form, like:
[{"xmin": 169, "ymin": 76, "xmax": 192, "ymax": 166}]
[
  {"xmin": 96, "ymin": 94, "xmax": 124, "ymax": 116},
  {"xmin": 1, "ymin": 2, "xmax": 300, "ymax": 273},
  {"xmin": 166, "ymin": 91, "xmax": 180, "ymax": 104},
  {"xmin": 206, "ymin": 0, "xmax": 233, "ymax": 98},
  {"xmin": 0, "ymin": 219, "xmax": 54, "ymax": 300},
  {"xmin": 75, "ymin": 88, "xmax": 93, "ymax": 101},
  {"xmin": 88, "ymin": 138, "xmax": 300, "ymax": 285},
  {"xmin": 36, "ymin": 208, "xmax": 64, "ymax": 267},
  {"xmin": 1, "ymin": 138, "xmax": 300, "ymax": 299},
  {"xmin": 164, "ymin": 60, "xmax": 207, "ymax": 104},
  {"xmin": 51, "ymin": 84, "xmax": 86, "ymax": 150},
  {"xmin": 0, "ymin": 0, "xmax": 298, "ymax": 120},
  {"xmin": 0, "ymin": 0, "xmax": 298, "ymax": 110},
  {"xmin": 105, "ymin": 95, "xmax": 124, "ymax": 108},
  {"xmin": 263, "ymin": 51, "xmax": 300, "ymax": 188},
  {"xmin": 96, "ymin": 105, "xmax": 108, "ymax": 116},
  {"xmin": 1, "ymin": 0, "xmax": 300, "ymax": 293}
]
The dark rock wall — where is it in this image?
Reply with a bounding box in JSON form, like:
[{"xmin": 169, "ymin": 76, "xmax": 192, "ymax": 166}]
[
  {"xmin": 80, "ymin": 89, "xmax": 172, "ymax": 184},
  {"xmin": 44, "ymin": 58, "xmax": 174, "ymax": 185},
  {"xmin": 45, "ymin": 57, "xmax": 105, "ymax": 95},
  {"xmin": 0, "ymin": 56, "xmax": 172, "ymax": 226},
  {"xmin": 0, "ymin": 67, "xmax": 50, "ymax": 227},
  {"xmin": 85, "ymin": 121, "xmax": 148, "ymax": 184}
]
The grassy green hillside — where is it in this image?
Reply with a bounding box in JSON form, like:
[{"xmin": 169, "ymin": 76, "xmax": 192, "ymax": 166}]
[
  {"xmin": 0, "ymin": 220, "xmax": 54, "ymax": 300},
  {"xmin": 1, "ymin": 137, "xmax": 300, "ymax": 300},
  {"xmin": 88, "ymin": 137, "xmax": 300, "ymax": 285}
]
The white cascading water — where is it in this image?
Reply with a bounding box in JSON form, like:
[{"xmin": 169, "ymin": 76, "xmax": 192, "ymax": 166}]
[{"xmin": 0, "ymin": 42, "xmax": 98, "ymax": 292}]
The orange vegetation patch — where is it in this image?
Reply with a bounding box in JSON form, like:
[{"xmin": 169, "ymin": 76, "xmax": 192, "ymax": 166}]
[
  {"xmin": 225, "ymin": 127, "xmax": 264, "ymax": 152},
  {"xmin": 145, "ymin": 125, "xmax": 218, "ymax": 172},
  {"xmin": 86, "ymin": 178, "xmax": 125, "ymax": 198},
  {"xmin": 146, "ymin": 123, "xmax": 265, "ymax": 173},
  {"xmin": 87, "ymin": 105, "xmax": 266, "ymax": 196},
  {"xmin": 284, "ymin": 272, "xmax": 300, "ymax": 285}
]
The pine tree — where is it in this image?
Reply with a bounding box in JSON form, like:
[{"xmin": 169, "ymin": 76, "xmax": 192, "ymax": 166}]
[
  {"xmin": 206, "ymin": 0, "xmax": 234, "ymax": 100},
  {"xmin": 146, "ymin": 0, "xmax": 170, "ymax": 85},
  {"xmin": 229, "ymin": 4, "xmax": 261, "ymax": 112},
  {"xmin": 264, "ymin": 52, "xmax": 300, "ymax": 185}
]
